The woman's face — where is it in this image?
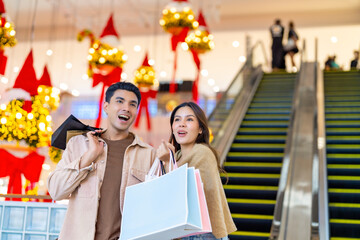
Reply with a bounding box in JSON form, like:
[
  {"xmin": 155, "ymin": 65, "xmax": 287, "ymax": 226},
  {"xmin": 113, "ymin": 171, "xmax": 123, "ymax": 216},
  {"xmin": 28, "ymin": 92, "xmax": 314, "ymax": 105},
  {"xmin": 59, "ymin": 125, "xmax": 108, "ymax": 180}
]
[{"xmin": 172, "ymin": 106, "xmax": 202, "ymax": 149}]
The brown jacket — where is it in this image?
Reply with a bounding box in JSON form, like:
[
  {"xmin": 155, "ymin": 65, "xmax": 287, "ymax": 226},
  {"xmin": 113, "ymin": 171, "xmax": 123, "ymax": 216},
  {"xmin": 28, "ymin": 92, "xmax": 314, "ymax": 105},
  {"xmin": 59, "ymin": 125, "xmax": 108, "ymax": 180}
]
[
  {"xmin": 175, "ymin": 144, "xmax": 237, "ymax": 239},
  {"xmin": 47, "ymin": 133, "xmax": 156, "ymax": 240}
]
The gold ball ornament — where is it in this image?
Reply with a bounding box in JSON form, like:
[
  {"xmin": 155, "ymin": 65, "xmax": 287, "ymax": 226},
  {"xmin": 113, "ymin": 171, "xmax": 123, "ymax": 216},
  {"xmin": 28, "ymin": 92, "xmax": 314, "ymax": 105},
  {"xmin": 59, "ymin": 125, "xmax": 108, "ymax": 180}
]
[
  {"xmin": 88, "ymin": 41, "xmax": 127, "ymax": 76},
  {"xmin": 134, "ymin": 66, "xmax": 156, "ymax": 87},
  {"xmin": 185, "ymin": 29, "xmax": 214, "ymax": 54},
  {"xmin": 166, "ymin": 100, "xmax": 178, "ymax": 113},
  {"xmin": 0, "ymin": 17, "xmax": 17, "ymax": 49},
  {"xmin": 159, "ymin": 2, "xmax": 198, "ymax": 34}
]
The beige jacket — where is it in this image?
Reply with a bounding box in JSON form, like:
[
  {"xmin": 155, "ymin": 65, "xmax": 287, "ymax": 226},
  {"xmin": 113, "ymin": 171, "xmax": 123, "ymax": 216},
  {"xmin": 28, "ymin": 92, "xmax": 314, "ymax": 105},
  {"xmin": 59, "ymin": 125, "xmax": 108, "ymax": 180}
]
[
  {"xmin": 47, "ymin": 133, "xmax": 156, "ymax": 240},
  {"xmin": 175, "ymin": 144, "xmax": 237, "ymax": 239}
]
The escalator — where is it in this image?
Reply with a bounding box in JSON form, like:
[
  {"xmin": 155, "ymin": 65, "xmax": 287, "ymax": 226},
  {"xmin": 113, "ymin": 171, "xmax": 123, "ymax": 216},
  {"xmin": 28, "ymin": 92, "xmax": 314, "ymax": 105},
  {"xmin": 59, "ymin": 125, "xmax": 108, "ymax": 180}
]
[
  {"xmin": 324, "ymin": 71, "xmax": 360, "ymax": 239},
  {"xmin": 222, "ymin": 72, "xmax": 297, "ymax": 240}
]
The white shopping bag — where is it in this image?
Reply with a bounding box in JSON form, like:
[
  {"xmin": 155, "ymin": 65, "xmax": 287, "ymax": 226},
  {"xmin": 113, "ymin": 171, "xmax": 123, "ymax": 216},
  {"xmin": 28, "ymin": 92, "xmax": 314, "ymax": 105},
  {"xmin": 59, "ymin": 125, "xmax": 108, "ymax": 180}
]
[{"xmin": 120, "ymin": 164, "xmax": 202, "ymax": 240}]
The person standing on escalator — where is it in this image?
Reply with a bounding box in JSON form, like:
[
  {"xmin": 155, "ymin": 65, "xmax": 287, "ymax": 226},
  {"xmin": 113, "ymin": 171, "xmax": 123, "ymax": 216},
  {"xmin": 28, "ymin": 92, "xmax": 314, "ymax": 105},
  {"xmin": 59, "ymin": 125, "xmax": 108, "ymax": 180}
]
[{"xmin": 270, "ymin": 19, "xmax": 286, "ymax": 71}]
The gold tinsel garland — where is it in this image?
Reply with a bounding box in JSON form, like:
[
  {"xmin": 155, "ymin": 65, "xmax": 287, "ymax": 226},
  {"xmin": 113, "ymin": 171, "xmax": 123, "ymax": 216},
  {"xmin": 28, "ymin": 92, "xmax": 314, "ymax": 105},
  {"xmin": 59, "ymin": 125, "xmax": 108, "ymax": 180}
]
[
  {"xmin": 37, "ymin": 85, "xmax": 60, "ymax": 111},
  {"xmin": 134, "ymin": 66, "xmax": 156, "ymax": 87},
  {"xmin": 0, "ymin": 97, "xmax": 53, "ymax": 148},
  {"xmin": 159, "ymin": 5, "xmax": 198, "ymax": 33},
  {"xmin": 0, "ymin": 18, "xmax": 16, "ymax": 49},
  {"xmin": 185, "ymin": 29, "xmax": 214, "ymax": 53},
  {"xmin": 49, "ymin": 146, "xmax": 63, "ymax": 164}
]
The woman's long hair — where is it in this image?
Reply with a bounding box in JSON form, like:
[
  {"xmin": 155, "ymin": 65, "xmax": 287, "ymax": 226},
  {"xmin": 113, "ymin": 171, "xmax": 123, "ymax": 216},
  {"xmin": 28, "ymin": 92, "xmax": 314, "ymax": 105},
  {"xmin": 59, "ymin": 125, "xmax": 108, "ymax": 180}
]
[{"xmin": 169, "ymin": 102, "xmax": 224, "ymax": 173}]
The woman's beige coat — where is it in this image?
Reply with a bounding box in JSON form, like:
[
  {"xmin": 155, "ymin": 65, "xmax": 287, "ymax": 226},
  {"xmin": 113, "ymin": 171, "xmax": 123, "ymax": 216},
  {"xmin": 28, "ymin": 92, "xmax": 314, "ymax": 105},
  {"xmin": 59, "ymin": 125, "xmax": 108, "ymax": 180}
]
[{"xmin": 175, "ymin": 143, "xmax": 237, "ymax": 239}]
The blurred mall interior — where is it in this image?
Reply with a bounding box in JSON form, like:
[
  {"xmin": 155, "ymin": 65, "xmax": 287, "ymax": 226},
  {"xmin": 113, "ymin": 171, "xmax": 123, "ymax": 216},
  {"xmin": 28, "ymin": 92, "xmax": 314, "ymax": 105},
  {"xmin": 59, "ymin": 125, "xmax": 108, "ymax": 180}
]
[{"xmin": 0, "ymin": 0, "xmax": 359, "ymax": 239}]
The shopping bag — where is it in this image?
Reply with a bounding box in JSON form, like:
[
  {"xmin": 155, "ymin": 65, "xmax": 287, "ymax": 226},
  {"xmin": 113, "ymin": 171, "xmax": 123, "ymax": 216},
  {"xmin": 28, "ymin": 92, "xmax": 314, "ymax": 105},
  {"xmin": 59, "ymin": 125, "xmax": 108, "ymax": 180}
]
[
  {"xmin": 180, "ymin": 169, "xmax": 212, "ymax": 237},
  {"xmin": 284, "ymin": 38, "xmax": 296, "ymax": 51},
  {"xmin": 145, "ymin": 150, "xmax": 177, "ymax": 182},
  {"xmin": 120, "ymin": 164, "xmax": 202, "ymax": 240},
  {"xmin": 51, "ymin": 114, "xmax": 101, "ymax": 150}
]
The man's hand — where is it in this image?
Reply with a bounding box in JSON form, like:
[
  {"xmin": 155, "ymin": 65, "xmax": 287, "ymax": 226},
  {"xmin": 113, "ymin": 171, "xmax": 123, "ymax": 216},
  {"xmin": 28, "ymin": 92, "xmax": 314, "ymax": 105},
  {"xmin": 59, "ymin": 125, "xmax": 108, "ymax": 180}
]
[{"xmin": 80, "ymin": 130, "xmax": 104, "ymax": 168}]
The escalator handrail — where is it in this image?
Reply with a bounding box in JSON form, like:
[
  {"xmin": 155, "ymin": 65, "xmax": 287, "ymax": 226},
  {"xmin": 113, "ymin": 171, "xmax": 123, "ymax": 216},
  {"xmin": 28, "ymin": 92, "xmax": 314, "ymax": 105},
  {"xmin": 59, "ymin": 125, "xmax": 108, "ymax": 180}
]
[
  {"xmin": 269, "ymin": 65, "xmax": 302, "ymax": 240},
  {"xmin": 315, "ymin": 70, "xmax": 330, "ymax": 239},
  {"xmin": 207, "ymin": 40, "xmax": 265, "ymax": 122},
  {"xmin": 212, "ymin": 67, "xmax": 264, "ymax": 165}
]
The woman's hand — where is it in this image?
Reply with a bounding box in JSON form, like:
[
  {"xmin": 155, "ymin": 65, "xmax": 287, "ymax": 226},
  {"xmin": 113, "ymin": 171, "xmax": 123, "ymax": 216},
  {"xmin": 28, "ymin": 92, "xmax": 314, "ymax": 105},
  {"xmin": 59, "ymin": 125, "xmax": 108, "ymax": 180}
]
[
  {"xmin": 156, "ymin": 140, "xmax": 175, "ymax": 163},
  {"xmin": 80, "ymin": 130, "xmax": 104, "ymax": 168}
]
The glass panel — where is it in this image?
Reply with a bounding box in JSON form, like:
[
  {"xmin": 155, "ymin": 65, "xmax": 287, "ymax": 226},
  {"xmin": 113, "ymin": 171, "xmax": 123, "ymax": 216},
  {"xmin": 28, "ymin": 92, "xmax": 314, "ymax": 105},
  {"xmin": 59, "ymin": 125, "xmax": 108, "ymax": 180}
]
[
  {"xmin": 48, "ymin": 235, "xmax": 58, "ymax": 240},
  {"xmin": 3, "ymin": 206, "xmax": 25, "ymax": 231},
  {"xmin": 49, "ymin": 208, "xmax": 66, "ymax": 233},
  {"xmin": 0, "ymin": 206, "xmax": 2, "ymax": 227},
  {"xmin": 1, "ymin": 232, "xmax": 23, "ymax": 240},
  {"xmin": 26, "ymin": 207, "xmax": 48, "ymax": 232},
  {"xmin": 25, "ymin": 234, "xmax": 46, "ymax": 240}
]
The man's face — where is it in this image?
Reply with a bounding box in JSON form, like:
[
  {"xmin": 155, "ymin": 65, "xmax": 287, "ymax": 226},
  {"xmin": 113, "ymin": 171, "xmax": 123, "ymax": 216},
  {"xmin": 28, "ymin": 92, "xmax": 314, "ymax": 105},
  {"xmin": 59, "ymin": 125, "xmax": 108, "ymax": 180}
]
[{"xmin": 104, "ymin": 89, "xmax": 139, "ymax": 133}]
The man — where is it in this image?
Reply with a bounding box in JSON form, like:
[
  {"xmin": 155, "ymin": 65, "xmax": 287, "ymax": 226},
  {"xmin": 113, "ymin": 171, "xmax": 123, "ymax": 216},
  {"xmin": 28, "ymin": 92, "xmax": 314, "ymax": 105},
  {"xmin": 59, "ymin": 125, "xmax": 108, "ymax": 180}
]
[
  {"xmin": 47, "ymin": 82, "xmax": 156, "ymax": 240},
  {"xmin": 270, "ymin": 19, "xmax": 285, "ymax": 71},
  {"xmin": 351, "ymin": 50, "xmax": 359, "ymax": 70}
]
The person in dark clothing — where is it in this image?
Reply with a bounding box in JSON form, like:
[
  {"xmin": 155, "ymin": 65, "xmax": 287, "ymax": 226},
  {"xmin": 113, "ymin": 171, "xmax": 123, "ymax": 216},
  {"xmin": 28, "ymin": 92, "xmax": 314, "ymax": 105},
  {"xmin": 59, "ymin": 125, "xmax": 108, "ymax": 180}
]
[
  {"xmin": 270, "ymin": 19, "xmax": 285, "ymax": 71},
  {"xmin": 284, "ymin": 21, "xmax": 299, "ymax": 70},
  {"xmin": 350, "ymin": 50, "xmax": 359, "ymax": 70}
]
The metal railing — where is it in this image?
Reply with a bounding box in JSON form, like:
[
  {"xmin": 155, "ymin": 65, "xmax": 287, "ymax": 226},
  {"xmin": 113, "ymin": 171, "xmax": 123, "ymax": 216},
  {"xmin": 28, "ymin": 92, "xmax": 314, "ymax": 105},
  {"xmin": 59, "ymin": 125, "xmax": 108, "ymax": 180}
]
[
  {"xmin": 313, "ymin": 37, "xmax": 330, "ymax": 240},
  {"xmin": 269, "ymin": 39, "xmax": 309, "ymax": 240},
  {"xmin": 208, "ymin": 40, "xmax": 267, "ymax": 164},
  {"xmin": 268, "ymin": 63, "xmax": 302, "ymax": 240}
]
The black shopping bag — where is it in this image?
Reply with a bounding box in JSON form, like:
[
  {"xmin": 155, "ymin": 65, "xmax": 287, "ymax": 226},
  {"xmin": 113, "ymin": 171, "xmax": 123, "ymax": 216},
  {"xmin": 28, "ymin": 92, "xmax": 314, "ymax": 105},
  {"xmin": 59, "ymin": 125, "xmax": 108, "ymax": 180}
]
[{"xmin": 51, "ymin": 115, "xmax": 101, "ymax": 150}]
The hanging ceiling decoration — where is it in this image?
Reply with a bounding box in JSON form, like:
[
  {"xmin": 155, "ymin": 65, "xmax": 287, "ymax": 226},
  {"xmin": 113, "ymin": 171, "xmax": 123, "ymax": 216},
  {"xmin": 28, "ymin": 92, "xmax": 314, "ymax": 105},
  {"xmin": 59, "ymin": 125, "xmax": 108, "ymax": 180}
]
[
  {"xmin": 133, "ymin": 53, "xmax": 158, "ymax": 131},
  {"xmin": 77, "ymin": 14, "xmax": 127, "ymax": 128},
  {"xmin": 159, "ymin": 0, "xmax": 198, "ymax": 93},
  {"xmin": 0, "ymin": 0, "xmax": 16, "ymax": 75},
  {"xmin": 186, "ymin": 10, "xmax": 214, "ymax": 102}
]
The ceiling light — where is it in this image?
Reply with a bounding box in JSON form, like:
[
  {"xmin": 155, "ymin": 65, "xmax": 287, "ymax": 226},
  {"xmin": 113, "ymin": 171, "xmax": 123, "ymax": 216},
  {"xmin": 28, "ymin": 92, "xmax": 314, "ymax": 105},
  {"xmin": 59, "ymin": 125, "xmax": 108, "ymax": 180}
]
[
  {"xmin": 59, "ymin": 83, "xmax": 68, "ymax": 91},
  {"xmin": 232, "ymin": 41, "xmax": 240, "ymax": 48},
  {"xmin": 208, "ymin": 78, "xmax": 215, "ymax": 86},
  {"xmin": 66, "ymin": 62, "xmax": 72, "ymax": 69},
  {"xmin": 121, "ymin": 72, "xmax": 128, "ymax": 80},
  {"xmin": 134, "ymin": 45, "xmax": 141, "ymax": 52},
  {"xmin": 201, "ymin": 69, "xmax": 208, "ymax": 77},
  {"xmin": 148, "ymin": 59, "xmax": 155, "ymax": 66},
  {"xmin": 160, "ymin": 71, "xmax": 167, "ymax": 78},
  {"xmin": 1, "ymin": 77, "xmax": 8, "ymax": 84},
  {"xmin": 238, "ymin": 56, "xmax": 246, "ymax": 62},
  {"xmin": 72, "ymin": 89, "xmax": 80, "ymax": 97},
  {"xmin": 46, "ymin": 49, "xmax": 53, "ymax": 56}
]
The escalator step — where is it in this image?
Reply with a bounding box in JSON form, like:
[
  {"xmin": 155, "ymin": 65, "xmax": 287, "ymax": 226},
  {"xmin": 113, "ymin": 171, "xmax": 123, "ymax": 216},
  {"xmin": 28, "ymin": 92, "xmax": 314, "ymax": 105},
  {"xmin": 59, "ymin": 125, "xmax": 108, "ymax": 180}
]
[
  {"xmin": 223, "ymin": 185, "xmax": 278, "ymax": 200},
  {"xmin": 229, "ymin": 231, "xmax": 270, "ymax": 240},
  {"xmin": 329, "ymin": 203, "xmax": 360, "ymax": 219},
  {"xmin": 228, "ymin": 198, "xmax": 275, "ymax": 215},
  {"xmin": 234, "ymin": 135, "xmax": 286, "ymax": 143},
  {"xmin": 232, "ymin": 214, "xmax": 272, "ymax": 232},
  {"xmin": 328, "ymin": 176, "xmax": 360, "ymax": 189},
  {"xmin": 327, "ymin": 136, "xmax": 360, "ymax": 144},
  {"xmin": 230, "ymin": 143, "xmax": 285, "ymax": 152},
  {"xmin": 329, "ymin": 188, "xmax": 360, "ymax": 203},
  {"xmin": 237, "ymin": 128, "xmax": 288, "ymax": 135},
  {"xmin": 330, "ymin": 220, "xmax": 360, "ymax": 238},
  {"xmin": 327, "ymin": 144, "xmax": 360, "ymax": 153},
  {"xmin": 224, "ymin": 162, "xmax": 281, "ymax": 174}
]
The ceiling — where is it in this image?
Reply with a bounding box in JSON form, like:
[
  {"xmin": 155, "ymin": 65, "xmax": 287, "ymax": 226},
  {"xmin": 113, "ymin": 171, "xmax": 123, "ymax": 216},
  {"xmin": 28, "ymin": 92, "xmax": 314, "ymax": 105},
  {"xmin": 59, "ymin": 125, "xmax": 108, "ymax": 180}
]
[{"xmin": 4, "ymin": 0, "xmax": 360, "ymax": 42}]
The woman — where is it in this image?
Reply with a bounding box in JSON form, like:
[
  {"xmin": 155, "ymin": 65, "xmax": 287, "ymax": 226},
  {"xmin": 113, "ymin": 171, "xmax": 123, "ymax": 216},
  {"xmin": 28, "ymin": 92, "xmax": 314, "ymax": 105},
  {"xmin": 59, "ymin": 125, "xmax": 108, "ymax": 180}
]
[
  {"xmin": 157, "ymin": 102, "xmax": 237, "ymax": 240},
  {"xmin": 284, "ymin": 21, "xmax": 299, "ymax": 70}
]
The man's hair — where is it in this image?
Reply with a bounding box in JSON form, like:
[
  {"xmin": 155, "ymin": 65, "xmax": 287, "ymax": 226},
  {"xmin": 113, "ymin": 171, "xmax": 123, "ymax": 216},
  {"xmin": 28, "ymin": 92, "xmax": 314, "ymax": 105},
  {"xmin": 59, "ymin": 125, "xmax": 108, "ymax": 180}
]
[{"xmin": 105, "ymin": 82, "xmax": 141, "ymax": 107}]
